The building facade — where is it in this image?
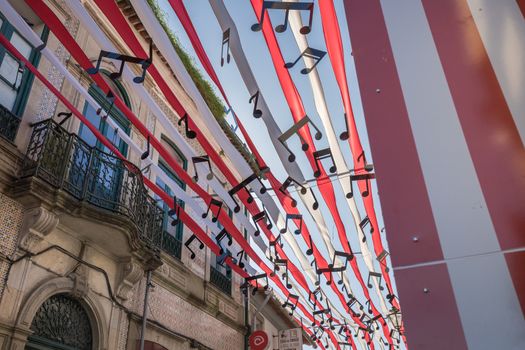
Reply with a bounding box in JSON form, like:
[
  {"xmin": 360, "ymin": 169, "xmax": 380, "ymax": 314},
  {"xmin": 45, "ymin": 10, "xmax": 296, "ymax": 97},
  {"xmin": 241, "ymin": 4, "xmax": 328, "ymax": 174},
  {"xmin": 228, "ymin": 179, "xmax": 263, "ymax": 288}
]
[{"xmin": 0, "ymin": 1, "xmax": 306, "ymax": 349}]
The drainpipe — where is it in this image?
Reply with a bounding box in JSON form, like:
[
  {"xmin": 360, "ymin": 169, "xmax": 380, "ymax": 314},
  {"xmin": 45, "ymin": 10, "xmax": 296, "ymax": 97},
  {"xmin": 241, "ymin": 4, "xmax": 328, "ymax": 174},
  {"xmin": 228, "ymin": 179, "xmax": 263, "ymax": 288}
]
[{"xmin": 139, "ymin": 270, "xmax": 153, "ymax": 350}]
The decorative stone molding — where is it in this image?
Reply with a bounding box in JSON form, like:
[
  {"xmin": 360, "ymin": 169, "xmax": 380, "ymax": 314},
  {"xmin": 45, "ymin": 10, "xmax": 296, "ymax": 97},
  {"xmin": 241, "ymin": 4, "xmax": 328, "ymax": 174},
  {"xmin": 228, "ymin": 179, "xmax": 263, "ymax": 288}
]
[
  {"xmin": 116, "ymin": 258, "xmax": 143, "ymax": 300},
  {"xmin": 18, "ymin": 207, "xmax": 59, "ymax": 252}
]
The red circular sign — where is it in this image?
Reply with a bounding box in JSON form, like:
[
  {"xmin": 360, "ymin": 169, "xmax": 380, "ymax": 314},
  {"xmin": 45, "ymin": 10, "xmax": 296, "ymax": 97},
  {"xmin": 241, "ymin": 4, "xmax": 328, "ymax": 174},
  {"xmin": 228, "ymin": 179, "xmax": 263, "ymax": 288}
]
[{"xmin": 249, "ymin": 330, "xmax": 269, "ymax": 350}]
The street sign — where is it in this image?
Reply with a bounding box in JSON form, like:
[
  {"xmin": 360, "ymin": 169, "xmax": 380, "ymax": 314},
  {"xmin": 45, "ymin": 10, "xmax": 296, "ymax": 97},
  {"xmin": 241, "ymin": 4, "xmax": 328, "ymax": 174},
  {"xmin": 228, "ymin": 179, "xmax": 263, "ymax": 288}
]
[
  {"xmin": 278, "ymin": 328, "xmax": 303, "ymax": 350},
  {"xmin": 249, "ymin": 330, "xmax": 269, "ymax": 350}
]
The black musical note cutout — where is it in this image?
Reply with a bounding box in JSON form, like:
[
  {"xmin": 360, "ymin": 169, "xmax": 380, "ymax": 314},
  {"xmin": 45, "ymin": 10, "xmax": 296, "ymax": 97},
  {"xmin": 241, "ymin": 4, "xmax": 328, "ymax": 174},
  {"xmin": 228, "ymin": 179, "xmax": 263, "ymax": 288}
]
[
  {"xmin": 235, "ymin": 250, "xmax": 246, "ymax": 269},
  {"xmin": 310, "ymin": 257, "xmax": 321, "ymax": 286},
  {"xmin": 215, "ymin": 228, "xmax": 232, "ymax": 254},
  {"xmin": 359, "ymin": 216, "xmax": 374, "ymax": 238},
  {"xmin": 312, "ymin": 305, "xmax": 331, "ymax": 326},
  {"xmin": 313, "ymin": 148, "xmax": 337, "ymax": 178},
  {"xmin": 367, "ymin": 272, "xmax": 384, "ymax": 291},
  {"xmin": 178, "ymin": 113, "xmax": 197, "ymax": 139},
  {"xmin": 87, "ymin": 40, "xmax": 152, "ymax": 84},
  {"xmin": 241, "ymin": 273, "xmax": 269, "ymax": 295},
  {"xmin": 278, "ymin": 116, "xmax": 322, "ymax": 162},
  {"xmin": 96, "ymin": 91, "xmax": 115, "ymax": 120},
  {"xmin": 282, "ymin": 293, "xmax": 299, "ymax": 316},
  {"xmin": 308, "ymin": 286, "xmax": 323, "ymax": 306},
  {"xmin": 252, "ymin": 209, "xmax": 273, "ymax": 237},
  {"xmin": 269, "ymin": 234, "xmax": 283, "ymax": 261},
  {"xmin": 310, "ymin": 325, "xmax": 325, "ymax": 342},
  {"xmin": 357, "ymin": 150, "xmax": 374, "ymax": 172},
  {"xmin": 271, "ymin": 258, "xmax": 292, "ymax": 289},
  {"xmin": 185, "ymin": 234, "xmax": 204, "ymax": 259},
  {"xmin": 167, "ymin": 196, "xmax": 181, "ymax": 226},
  {"xmin": 141, "ymin": 163, "xmax": 152, "ymax": 176},
  {"xmin": 340, "ymin": 113, "xmax": 350, "ymax": 141},
  {"xmin": 377, "ymin": 250, "xmax": 390, "ymax": 273},
  {"xmin": 251, "ymin": 1, "xmax": 314, "ymax": 34},
  {"xmin": 346, "ymin": 296, "xmax": 364, "ymax": 317},
  {"xmin": 365, "ymin": 299, "xmax": 373, "ymax": 314},
  {"xmin": 285, "ymin": 47, "xmax": 326, "ymax": 75},
  {"xmin": 202, "ymin": 198, "xmax": 223, "ymax": 223},
  {"xmin": 338, "ymin": 320, "xmax": 349, "ymax": 337},
  {"xmin": 192, "ymin": 155, "xmax": 214, "ymax": 182},
  {"xmin": 141, "ymin": 135, "xmax": 150, "ymax": 160},
  {"xmin": 338, "ymin": 342, "xmax": 353, "ymax": 349},
  {"xmin": 280, "ymin": 213, "xmax": 302, "ymax": 235},
  {"xmin": 306, "ymin": 234, "xmax": 314, "ymax": 256},
  {"xmin": 57, "ymin": 111, "xmax": 72, "ymax": 127},
  {"xmin": 310, "ymin": 187, "xmax": 319, "ymax": 210},
  {"xmin": 341, "ymin": 283, "xmax": 352, "ymax": 298},
  {"xmin": 249, "ymin": 90, "xmax": 263, "ymax": 119},
  {"xmin": 347, "ymin": 173, "xmax": 376, "ymax": 198},
  {"xmin": 220, "ymin": 28, "xmax": 230, "ymax": 66},
  {"xmin": 316, "ymin": 251, "xmax": 353, "ymax": 286},
  {"xmin": 228, "ymin": 173, "xmax": 266, "ymax": 212},
  {"xmin": 279, "ymin": 176, "xmax": 306, "ymax": 207}
]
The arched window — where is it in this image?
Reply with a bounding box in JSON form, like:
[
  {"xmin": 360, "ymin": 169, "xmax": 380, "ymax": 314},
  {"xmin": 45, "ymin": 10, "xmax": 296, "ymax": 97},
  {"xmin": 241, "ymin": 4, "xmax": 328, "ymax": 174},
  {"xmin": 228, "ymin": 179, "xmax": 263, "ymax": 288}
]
[
  {"xmin": 155, "ymin": 135, "xmax": 186, "ymax": 259},
  {"xmin": 26, "ymin": 294, "xmax": 93, "ymax": 350}
]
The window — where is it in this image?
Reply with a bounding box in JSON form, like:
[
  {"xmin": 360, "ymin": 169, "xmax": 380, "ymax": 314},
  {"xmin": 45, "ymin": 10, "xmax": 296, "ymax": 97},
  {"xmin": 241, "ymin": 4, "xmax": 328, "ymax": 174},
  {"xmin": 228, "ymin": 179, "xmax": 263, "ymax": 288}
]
[
  {"xmin": 0, "ymin": 13, "xmax": 48, "ymax": 117},
  {"xmin": 155, "ymin": 135, "xmax": 187, "ymax": 259}
]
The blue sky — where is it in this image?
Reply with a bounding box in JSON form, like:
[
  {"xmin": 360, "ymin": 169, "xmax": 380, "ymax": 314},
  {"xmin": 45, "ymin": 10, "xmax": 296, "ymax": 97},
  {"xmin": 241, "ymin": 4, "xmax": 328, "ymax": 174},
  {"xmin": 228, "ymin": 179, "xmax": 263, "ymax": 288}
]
[{"xmin": 154, "ymin": 0, "xmax": 395, "ymax": 347}]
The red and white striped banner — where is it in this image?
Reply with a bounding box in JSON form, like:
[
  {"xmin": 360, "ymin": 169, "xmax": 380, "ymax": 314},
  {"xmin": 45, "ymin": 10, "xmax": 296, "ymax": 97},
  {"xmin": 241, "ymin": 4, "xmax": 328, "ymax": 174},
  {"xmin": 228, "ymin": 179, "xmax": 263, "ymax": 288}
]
[{"xmin": 345, "ymin": 0, "xmax": 525, "ymax": 349}]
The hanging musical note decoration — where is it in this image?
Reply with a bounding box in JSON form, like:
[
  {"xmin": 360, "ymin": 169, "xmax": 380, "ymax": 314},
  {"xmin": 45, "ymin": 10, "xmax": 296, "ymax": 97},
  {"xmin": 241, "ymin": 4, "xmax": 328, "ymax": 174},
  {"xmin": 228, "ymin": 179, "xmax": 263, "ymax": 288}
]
[
  {"xmin": 192, "ymin": 155, "xmax": 214, "ymax": 182},
  {"xmin": 278, "ymin": 116, "xmax": 322, "ymax": 162},
  {"xmin": 141, "ymin": 136, "xmax": 150, "ymax": 160},
  {"xmin": 178, "ymin": 113, "xmax": 197, "ymax": 139},
  {"xmin": 282, "ymin": 293, "xmax": 299, "ymax": 316},
  {"xmin": 185, "ymin": 234, "xmax": 204, "ymax": 260},
  {"xmin": 280, "ymin": 213, "xmax": 302, "ymax": 235},
  {"xmin": 251, "ymin": 1, "xmax": 314, "ymax": 34},
  {"xmin": 167, "ymin": 196, "xmax": 181, "ymax": 226},
  {"xmin": 87, "ymin": 39, "xmax": 153, "ymax": 84},
  {"xmin": 252, "ymin": 209, "xmax": 273, "ymax": 236},
  {"xmin": 228, "ymin": 173, "xmax": 266, "ymax": 212},
  {"xmin": 215, "ymin": 228, "xmax": 232, "ymax": 254},
  {"xmin": 284, "ymin": 47, "xmax": 326, "ymax": 75},
  {"xmin": 202, "ymin": 198, "xmax": 223, "ymax": 223},
  {"xmin": 249, "ymin": 90, "xmax": 263, "ymax": 118},
  {"xmin": 313, "ymin": 147, "xmax": 337, "ymax": 178}
]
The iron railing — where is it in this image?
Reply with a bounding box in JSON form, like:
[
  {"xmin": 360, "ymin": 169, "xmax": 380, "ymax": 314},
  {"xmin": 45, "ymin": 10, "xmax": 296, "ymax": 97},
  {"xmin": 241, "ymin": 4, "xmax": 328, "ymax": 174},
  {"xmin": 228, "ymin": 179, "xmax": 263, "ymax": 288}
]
[
  {"xmin": 210, "ymin": 265, "xmax": 232, "ymax": 296},
  {"xmin": 0, "ymin": 104, "xmax": 21, "ymax": 142},
  {"xmin": 162, "ymin": 231, "xmax": 182, "ymax": 260},
  {"xmin": 20, "ymin": 119, "xmax": 164, "ymax": 252}
]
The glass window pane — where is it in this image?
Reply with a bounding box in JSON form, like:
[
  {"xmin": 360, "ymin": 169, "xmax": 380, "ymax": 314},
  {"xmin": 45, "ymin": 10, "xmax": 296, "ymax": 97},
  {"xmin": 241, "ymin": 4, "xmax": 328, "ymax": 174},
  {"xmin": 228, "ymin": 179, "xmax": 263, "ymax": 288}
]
[
  {"xmin": 10, "ymin": 32, "xmax": 32, "ymax": 59},
  {"xmin": 0, "ymin": 80, "xmax": 17, "ymax": 110},
  {"xmin": 0, "ymin": 53, "xmax": 21, "ymax": 86},
  {"xmin": 78, "ymin": 104, "xmax": 100, "ymax": 147}
]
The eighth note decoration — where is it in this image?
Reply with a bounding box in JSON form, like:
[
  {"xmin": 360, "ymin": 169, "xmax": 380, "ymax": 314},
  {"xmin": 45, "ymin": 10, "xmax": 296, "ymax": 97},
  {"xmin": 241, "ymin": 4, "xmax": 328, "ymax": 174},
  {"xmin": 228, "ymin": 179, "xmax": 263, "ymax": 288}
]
[
  {"xmin": 87, "ymin": 39, "xmax": 153, "ymax": 84},
  {"xmin": 285, "ymin": 47, "xmax": 326, "ymax": 75}
]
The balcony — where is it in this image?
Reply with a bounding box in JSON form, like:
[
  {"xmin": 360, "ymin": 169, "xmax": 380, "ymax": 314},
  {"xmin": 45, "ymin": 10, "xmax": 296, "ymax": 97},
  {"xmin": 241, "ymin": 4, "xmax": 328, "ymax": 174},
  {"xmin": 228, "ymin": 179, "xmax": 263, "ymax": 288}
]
[
  {"xmin": 162, "ymin": 231, "xmax": 182, "ymax": 260},
  {"xmin": 19, "ymin": 119, "xmax": 164, "ymax": 253},
  {"xmin": 0, "ymin": 104, "xmax": 21, "ymax": 142},
  {"xmin": 210, "ymin": 265, "xmax": 232, "ymax": 296}
]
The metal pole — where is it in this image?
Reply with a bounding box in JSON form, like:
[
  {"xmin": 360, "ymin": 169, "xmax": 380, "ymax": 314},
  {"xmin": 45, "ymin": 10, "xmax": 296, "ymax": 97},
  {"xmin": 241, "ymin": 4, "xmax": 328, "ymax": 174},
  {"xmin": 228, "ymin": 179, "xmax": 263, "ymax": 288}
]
[{"xmin": 139, "ymin": 270, "xmax": 152, "ymax": 350}]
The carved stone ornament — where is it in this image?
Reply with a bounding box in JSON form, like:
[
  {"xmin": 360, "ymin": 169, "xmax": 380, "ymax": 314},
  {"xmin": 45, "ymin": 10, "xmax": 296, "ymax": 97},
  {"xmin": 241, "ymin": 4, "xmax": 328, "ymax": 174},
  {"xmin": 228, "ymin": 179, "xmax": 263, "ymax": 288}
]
[
  {"xmin": 29, "ymin": 294, "xmax": 92, "ymax": 350},
  {"xmin": 18, "ymin": 207, "xmax": 59, "ymax": 252},
  {"xmin": 116, "ymin": 258, "xmax": 143, "ymax": 300}
]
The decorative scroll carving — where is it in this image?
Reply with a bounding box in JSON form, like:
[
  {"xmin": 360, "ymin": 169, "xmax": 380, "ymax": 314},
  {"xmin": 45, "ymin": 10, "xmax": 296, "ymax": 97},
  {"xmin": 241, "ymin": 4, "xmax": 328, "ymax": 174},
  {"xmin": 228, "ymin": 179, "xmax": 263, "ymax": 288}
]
[
  {"xmin": 29, "ymin": 294, "xmax": 92, "ymax": 350},
  {"xmin": 116, "ymin": 258, "xmax": 143, "ymax": 300},
  {"xmin": 18, "ymin": 207, "xmax": 59, "ymax": 252}
]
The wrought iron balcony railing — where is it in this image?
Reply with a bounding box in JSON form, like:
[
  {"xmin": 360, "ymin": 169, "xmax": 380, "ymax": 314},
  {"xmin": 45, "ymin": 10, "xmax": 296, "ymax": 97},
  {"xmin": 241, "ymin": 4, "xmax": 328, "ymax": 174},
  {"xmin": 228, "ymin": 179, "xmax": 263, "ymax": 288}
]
[
  {"xmin": 20, "ymin": 119, "xmax": 164, "ymax": 252},
  {"xmin": 162, "ymin": 231, "xmax": 182, "ymax": 260},
  {"xmin": 210, "ymin": 265, "xmax": 232, "ymax": 296},
  {"xmin": 0, "ymin": 103, "xmax": 21, "ymax": 142}
]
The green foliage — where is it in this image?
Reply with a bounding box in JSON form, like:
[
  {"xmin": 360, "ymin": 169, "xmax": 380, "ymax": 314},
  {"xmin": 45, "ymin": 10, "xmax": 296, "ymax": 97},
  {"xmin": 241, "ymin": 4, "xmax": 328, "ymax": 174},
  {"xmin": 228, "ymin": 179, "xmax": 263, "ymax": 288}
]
[{"xmin": 147, "ymin": 0, "xmax": 225, "ymax": 119}]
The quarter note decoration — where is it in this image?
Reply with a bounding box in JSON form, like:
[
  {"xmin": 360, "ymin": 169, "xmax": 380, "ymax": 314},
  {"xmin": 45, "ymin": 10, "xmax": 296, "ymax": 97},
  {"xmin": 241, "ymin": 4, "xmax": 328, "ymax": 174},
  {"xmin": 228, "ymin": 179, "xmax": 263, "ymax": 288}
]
[
  {"xmin": 282, "ymin": 293, "xmax": 299, "ymax": 316},
  {"xmin": 284, "ymin": 47, "xmax": 326, "ymax": 75},
  {"xmin": 340, "ymin": 113, "xmax": 350, "ymax": 141},
  {"xmin": 235, "ymin": 250, "xmax": 246, "ymax": 269},
  {"xmin": 141, "ymin": 136, "xmax": 150, "ymax": 160},
  {"xmin": 252, "ymin": 209, "xmax": 273, "ymax": 236},
  {"xmin": 178, "ymin": 113, "xmax": 197, "ymax": 139},
  {"xmin": 87, "ymin": 39, "xmax": 153, "ymax": 84},
  {"xmin": 192, "ymin": 155, "xmax": 214, "ymax": 182},
  {"xmin": 228, "ymin": 173, "xmax": 266, "ymax": 212},
  {"xmin": 249, "ymin": 90, "xmax": 263, "ymax": 118},
  {"xmin": 280, "ymin": 213, "xmax": 302, "ymax": 235},
  {"xmin": 167, "ymin": 196, "xmax": 181, "ymax": 226},
  {"xmin": 278, "ymin": 115, "xmax": 322, "ymax": 162},
  {"xmin": 367, "ymin": 272, "xmax": 384, "ymax": 291},
  {"xmin": 251, "ymin": 1, "xmax": 314, "ymax": 34},
  {"xmin": 357, "ymin": 150, "xmax": 374, "ymax": 172},
  {"xmin": 220, "ymin": 28, "xmax": 231, "ymax": 66},
  {"xmin": 202, "ymin": 198, "xmax": 223, "ymax": 223},
  {"xmin": 185, "ymin": 234, "xmax": 204, "ymax": 260},
  {"xmin": 215, "ymin": 228, "xmax": 232, "ymax": 254},
  {"xmin": 313, "ymin": 148, "xmax": 337, "ymax": 178}
]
